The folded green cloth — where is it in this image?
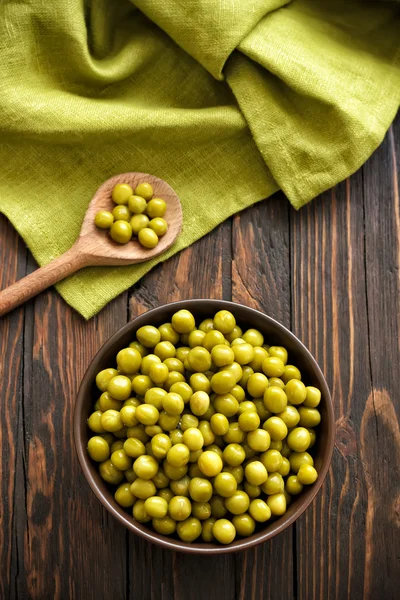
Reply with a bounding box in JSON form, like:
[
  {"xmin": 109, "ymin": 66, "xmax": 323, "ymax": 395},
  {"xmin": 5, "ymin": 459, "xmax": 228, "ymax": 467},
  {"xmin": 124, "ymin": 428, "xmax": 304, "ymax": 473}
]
[{"xmin": 0, "ymin": 0, "xmax": 398, "ymax": 318}]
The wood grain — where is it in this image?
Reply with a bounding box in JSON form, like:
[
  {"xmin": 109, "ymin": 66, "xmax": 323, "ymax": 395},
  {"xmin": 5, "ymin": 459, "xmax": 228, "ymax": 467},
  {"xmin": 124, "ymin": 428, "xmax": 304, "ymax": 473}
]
[
  {"xmin": 232, "ymin": 193, "xmax": 294, "ymax": 600},
  {"xmin": 9, "ymin": 252, "xmax": 131, "ymax": 599},
  {"xmin": 360, "ymin": 118, "xmax": 400, "ymax": 600},
  {"xmin": 290, "ymin": 175, "xmax": 373, "ymax": 599},
  {"xmin": 0, "ymin": 216, "xmax": 27, "ymax": 598}
]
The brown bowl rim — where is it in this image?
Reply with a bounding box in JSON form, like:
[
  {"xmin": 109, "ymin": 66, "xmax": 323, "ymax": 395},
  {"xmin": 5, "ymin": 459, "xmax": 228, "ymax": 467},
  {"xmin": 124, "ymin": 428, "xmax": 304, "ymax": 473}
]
[{"xmin": 74, "ymin": 299, "xmax": 335, "ymax": 554}]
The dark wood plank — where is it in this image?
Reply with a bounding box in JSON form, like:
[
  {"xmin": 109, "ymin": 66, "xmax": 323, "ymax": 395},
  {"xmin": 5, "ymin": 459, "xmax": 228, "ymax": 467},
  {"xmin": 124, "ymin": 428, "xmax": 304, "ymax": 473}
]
[
  {"xmin": 231, "ymin": 194, "xmax": 294, "ymax": 600},
  {"xmin": 12, "ymin": 262, "xmax": 130, "ymax": 599},
  {"xmin": 0, "ymin": 216, "xmax": 27, "ymax": 599},
  {"xmin": 361, "ymin": 118, "xmax": 400, "ymax": 600},
  {"xmin": 289, "ymin": 150, "xmax": 397, "ymax": 598},
  {"xmin": 128, "ymin": 221, "xmax": 235, "ymax": 600}
]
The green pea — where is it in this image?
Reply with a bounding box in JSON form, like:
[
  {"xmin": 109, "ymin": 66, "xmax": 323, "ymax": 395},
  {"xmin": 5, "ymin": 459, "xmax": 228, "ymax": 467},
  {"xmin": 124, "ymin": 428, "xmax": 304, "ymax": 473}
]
[
  {"xmin": 281, "ymin": 365, "xmax": 301, "ymax": 383},
  {"xmin": 168, "ymin": 496, "xmax": 192, "ymax": 521},
  {"xmin": 297, "ymin": 465, "xmax": 318, "ymax": 485},
  {"xmin": 167, "ymin": 443, "xmax": 190, "ymax": 467},
  {"xmin": 211, "ymin": 344, "xmax": 235, "ymax": 367},
  {"xmin": 223, "ymin": 422, "xmax": 245, "ymax": 444},
  {"xmin": 214, "ymin": 472, "xmax": 237, "ymax": 498},
  {"xmin": 286, "ymin": 475, "xmax": 304, "ymax": 495},
  {"xmin": 134, "ymin": 182, "xmax": 153, "ymax": 200},
  {"xmin": 232, "ymin": 343, "xmax": 255, "ymax": 365},
  {"xmin": 262, "ymin": 357, "xmax": 285, "ymax": 378},
  {"xmin": 117, "ymin": 347, "xmax": 142, "ymax": 374},
  {"xmin": 260, "ymin": 449, "xmax": 283, "ymax": 472},
  {"xmin": 112, "ymin": 205, "xmax": 132, "ymax": 222},
  {"xmin": 266, "ymin": 493, "xmax": 287, "ymax": 516},
  {"xmin": 99, "ymin": 459, "xmax": 124, "ymax": 485},
  {"xmin": 115, "ymin": 482, "xmax": 136, "ymax": 507},
  {"xmin": 190, "ymin": 373, "xmax": 211, "ymax": 393},
  {"xmin": 170, "ymin": 474, "xmax": 191, "ymax": 497},
  {"xmin": 98, "ymin": 392, "xmax": 122, "ymax": 412},
  {"xmin": 149, "ymin": 218, "xmax": 168, "ymax": 236},
  {"xmin": 238, "ymin": 411, "xmax": 260, "ymax": 432},
  {"xmin": 130, "ymin": 213, "xmax": 150, "ymax": 234},
  {"xmin": 192, "ymin": 501, "xmax": 212, "ymax": 520},
  {"xmin": 225, "ymin": 325, "xmax": 243, "ymax": 343},
  {"xmin": 287, "ymin": 427, "xmax": 311, "ymax": 452},
  {"xmin": 138, "ymin": 228, "xmax": 159, "ymax": 249},
  {"xmin": 188, "ymin": 329, "xmax": 206, "ymax": 348},
  {"xmin": 187, "ymin": 347, "xmax": 212, "ymax": 372},
  {"xmin": 199, "ymin": 318, "xmax": 214, "ymax": 333},
  {"xmin": 213, "ymin": 310, "xmax": 236, "ymax": 334},
  {"xmin": 162, "ymin": 392, "xmax": 185, "ymax": 416},
  {"xmin": 212, "ymin": 519, "xmax": 236, "ymax": 544},
  {"xmin": 87, "ymin": 436, "xmax": 110, "ymax": 461},
  {"xmin": 131, "ymin": 374, "xmax": 152, "ymax": 396},
  {"xmin": 112, "ymin": 183, "xmax": 133, "ymax": 204},
  {"xmin": 242, "ymin": 329, "xmax": 264, "ymax": 347},
  {"xmin": 146, "ymin": 198, "xmax": 166, "ymax": 218},
  {"xmin": 298, "ymin": 407, "xmax": 321, "ymax": 428},
  {"xmin": 144, "ymin": 496, "xmax": 169, "ymax": 518},
  {"xmin": 96, "ymin": 368, "xmax": 118, "ymax": 391},
  {"xmin": 107, "ymin": 375, "xmax": 132, "ymax": 400},
  {"xmin": 130, "ymin": 478, "xmax": 157, "ymax": 500},
  {"xmin": 304, "ymin": 386, "xmax": 321, "ymax": 408},
  {"xmin": 149, "ymin": 362, "xmax": 169, "ymax": 385},
  {"xmin": 154, "ymin": 341, "xmax": 176, "ymax": 360},
  {"xmin": 177, "ymin": 517, "xmax": 202, "ymax": 542},
  {"xmin": 263, "ymin": 416, "xmax": 288, "ymax": 441},
  {"xmin": 95, "ymin": 211, "xmax": 114, "ymax": 229},
  {"xmin": 211, "ymin": 371, "xmax": 236, "ymax": 395},
  {"xmin": 224, "ymin": 491, "xmax": 250, "ymax": 515},
  {"xmin": 170, "ymin": 382, "xmax": 193, "ymax": 404},
  {"xmin": 232, "ymin": 513, "xmax": 255, "ymax": 537},
  {"xmin": 124, "ymin": 437, "xmax": 146, "ymax": 458},
  {"xmin": 137, "ymin": 326, "xmax": 161, "ymax": 348},
  {"xmin": 133, "ymin": 455, "xmax": 159, "ymax": 480},
  {"xmin": 249, "ymin": 498, "xmax": 271, "ymax": 522},
  {"xmin": 100, "ymin": 409, "xmax": 123, "ymax": 432},
  {"xmin": 277, "ymin": 405, "xmax": 300, "ymax": 428},
  {"xmin": 110, "ymin": 220, "xmax": 132, "ymax": 244},
  {"xmin": 247, "ymin": 373, "xmax": 269, "ymax": 398},
  {"xmin": 128, "ymin": 195, "xmax": 147, "ymax": 214},
  {"xmin": 171, "ymin": 310, "xmax": 195, "ymax": 334},
  {"xmin": 158, "ymin": 322, "xmax": 180, "ymax": 345},
  {"xmin": 133, "ymin": 499, "xmax": 151, "ymax": 522},
  {"xmin": 182, "ymin": 427, "xmax": 204, "ymax": 451},
  {"xmin": 153, "ymin": 516, "xmax": 176, "ymax": 535},
  {"xmin": 262, "ymin": 472, "xmax": 284, "ymax": 495},
  {"xmin": 268, "ymin": 346, "xmax": 288, "ymax": 364},
  {"xmin": 202, "ymin": 330, "xmax": 226, "ymax": 351}
]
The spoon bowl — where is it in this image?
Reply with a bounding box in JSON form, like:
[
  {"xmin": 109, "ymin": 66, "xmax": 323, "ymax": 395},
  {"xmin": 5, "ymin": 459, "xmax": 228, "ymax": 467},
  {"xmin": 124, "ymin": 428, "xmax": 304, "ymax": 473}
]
[
  {"xmin": 80, "ymin": 172, "xmax": 182, "ymax": 265},
  {"xmin": 0, "ymin": 172, "xmax": 183, "ymax": 316}
]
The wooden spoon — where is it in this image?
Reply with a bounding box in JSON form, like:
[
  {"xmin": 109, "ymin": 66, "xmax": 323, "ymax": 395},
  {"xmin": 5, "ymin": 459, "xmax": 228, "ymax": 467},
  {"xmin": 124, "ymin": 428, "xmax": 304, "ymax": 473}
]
[{"xmin": 0, "ymin": 172, "xmax": 182, "ymax": 316}]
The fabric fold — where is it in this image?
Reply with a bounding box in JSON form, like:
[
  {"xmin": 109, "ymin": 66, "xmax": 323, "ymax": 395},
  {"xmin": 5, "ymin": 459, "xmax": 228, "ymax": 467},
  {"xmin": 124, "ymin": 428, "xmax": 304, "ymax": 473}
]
[{"xmin": 0, "ymin": 0, "xmax": 398, "ymax": 318}]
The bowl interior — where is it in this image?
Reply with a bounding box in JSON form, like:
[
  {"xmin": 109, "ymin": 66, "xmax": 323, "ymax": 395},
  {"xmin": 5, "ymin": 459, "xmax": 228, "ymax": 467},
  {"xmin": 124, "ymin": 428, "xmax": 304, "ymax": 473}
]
[{"xmin": 74, "ymin": 299, "xmax": 334, "ymax": 554}]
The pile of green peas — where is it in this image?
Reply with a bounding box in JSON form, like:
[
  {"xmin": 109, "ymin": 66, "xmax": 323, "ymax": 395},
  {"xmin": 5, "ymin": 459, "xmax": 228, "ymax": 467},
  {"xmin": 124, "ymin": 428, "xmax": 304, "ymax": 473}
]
[
  {"xmin": 87, "ymin": 309, "xmax": 321, "ymax": 545},
  {"xmin": 94, "ymin": 182, "xmax": 168, "ymax": 248}
]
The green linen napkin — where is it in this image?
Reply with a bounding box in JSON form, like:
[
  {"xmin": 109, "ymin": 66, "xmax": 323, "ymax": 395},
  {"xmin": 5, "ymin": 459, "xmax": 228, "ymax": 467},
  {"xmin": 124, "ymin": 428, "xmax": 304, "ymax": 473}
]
[{"xmin": 0, "ymin": 0, "xmax": 398, "ymax": 319}]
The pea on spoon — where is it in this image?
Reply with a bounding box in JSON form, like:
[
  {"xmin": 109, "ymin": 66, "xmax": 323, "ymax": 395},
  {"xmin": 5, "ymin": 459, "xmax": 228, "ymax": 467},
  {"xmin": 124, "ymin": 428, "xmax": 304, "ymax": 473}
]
[{"xmin": 0, "ymin": 172, "xmax": 182, "ymax": 316}]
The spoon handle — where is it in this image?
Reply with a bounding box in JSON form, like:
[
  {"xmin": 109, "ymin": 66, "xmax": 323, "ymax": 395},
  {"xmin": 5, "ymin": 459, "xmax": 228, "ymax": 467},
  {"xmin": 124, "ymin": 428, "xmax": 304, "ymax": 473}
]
[{"xmin": 0, "ymin": 244, "xmax": 88, "ymax": 316}]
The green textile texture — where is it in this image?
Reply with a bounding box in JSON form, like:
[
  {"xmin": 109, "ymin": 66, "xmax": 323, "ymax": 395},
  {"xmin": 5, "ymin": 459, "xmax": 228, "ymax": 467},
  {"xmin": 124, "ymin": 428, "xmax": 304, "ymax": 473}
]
[{"xmin": 0, "ymin": 0, "xmax": 398, "ymax": 319}]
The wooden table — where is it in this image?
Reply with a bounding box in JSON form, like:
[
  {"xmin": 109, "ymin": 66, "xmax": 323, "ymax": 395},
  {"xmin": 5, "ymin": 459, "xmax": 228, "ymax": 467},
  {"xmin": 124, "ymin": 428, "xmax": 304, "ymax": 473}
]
[{"xmin": 1, "ymin": 115, "xmax": 399, "ymax": 600}]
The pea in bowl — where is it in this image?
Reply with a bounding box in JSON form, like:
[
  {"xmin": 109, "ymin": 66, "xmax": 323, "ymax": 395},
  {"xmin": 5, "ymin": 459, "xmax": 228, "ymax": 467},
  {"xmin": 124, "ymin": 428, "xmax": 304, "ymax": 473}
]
[{"xmin": 74, "ymin": 299, "xmax": 334, "ymax": 554}]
